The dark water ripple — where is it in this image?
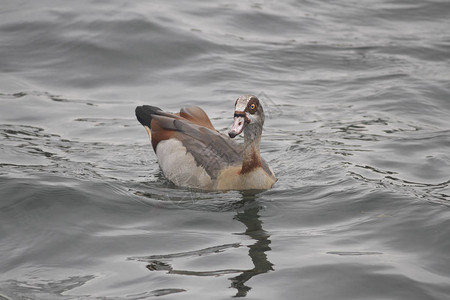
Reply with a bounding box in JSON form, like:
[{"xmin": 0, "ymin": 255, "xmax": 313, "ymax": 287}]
[{"xmin": 1, "ymin": 0, "xmax": 450, "ymax": 299}]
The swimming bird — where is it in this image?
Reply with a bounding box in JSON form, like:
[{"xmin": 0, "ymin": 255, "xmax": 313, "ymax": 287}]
[{"xmin": 135, "ymin": 95, "xmax": 276, "ymax": 190}]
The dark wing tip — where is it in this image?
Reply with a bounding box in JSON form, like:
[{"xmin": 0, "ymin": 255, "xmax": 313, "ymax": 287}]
[{"xmin": 135, "ymin": 105, "xmax": 162, "ymax": 127}]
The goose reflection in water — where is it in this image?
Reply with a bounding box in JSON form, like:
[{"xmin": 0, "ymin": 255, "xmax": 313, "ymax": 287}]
[
  {"xmin": 230, "ymin": 205, "xmax": 274, "ymax": 297},
  {"xmin": 132, "ymin": 196, "xmax": 273, "ymax": 298}
]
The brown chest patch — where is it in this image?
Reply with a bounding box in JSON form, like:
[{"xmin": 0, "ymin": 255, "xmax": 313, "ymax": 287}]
[{"xmin": 240, "ymin": 150, "xmax": 262, "ymax": 174}]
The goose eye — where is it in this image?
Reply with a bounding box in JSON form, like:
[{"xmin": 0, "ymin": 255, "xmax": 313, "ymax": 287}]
[{"xmin": 249, "ymin": 103, "xmax": 257, "ymax": 113}]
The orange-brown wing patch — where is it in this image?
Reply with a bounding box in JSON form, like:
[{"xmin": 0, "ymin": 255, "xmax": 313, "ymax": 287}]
[
  {"xmin": 149, "ymin": 116, "xmax": 176, "ymax": 151},
  {"xmin": 148, "ymin": 107, "xmax": 215, "ymax": 151},
  {"xmin": 179, "ymin": 106, "xmax": 215, "ymax": 131}
]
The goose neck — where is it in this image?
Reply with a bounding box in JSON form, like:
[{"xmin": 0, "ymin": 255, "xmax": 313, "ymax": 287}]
[{"xmin": 240, "ymin": 125, "xmax": 262, "ymax": 174}]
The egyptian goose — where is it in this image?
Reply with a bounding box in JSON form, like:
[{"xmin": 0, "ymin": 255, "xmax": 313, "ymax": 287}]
[{"xmin": 135, "ymin": 95, "xmax": 276, "ymax": 191}]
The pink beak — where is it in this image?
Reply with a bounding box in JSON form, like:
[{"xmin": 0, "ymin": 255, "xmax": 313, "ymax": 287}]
[{"xmin": 229, "ymin": 115, "xmax": 246, "ymax": 138}]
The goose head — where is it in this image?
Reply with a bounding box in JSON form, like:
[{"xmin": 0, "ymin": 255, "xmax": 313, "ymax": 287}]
[{"xmin": 228, "ymin": 95, "xmax": 265, "ymax": 139}]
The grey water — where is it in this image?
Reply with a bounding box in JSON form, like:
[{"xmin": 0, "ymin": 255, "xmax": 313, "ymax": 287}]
[{"xmin": 1, "ymin": 0, "xmax": 450, "ymax": 299}]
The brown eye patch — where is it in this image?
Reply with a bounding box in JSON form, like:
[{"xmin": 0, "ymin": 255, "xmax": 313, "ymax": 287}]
[{"xmin": 247, "ymin": 97, "xmax": 259, "ymax": 114}]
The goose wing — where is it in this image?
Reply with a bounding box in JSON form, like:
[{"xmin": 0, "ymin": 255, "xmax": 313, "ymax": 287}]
[{"xmin": 137, "ymin": 106, "xmax": 243, "ymax": 180}]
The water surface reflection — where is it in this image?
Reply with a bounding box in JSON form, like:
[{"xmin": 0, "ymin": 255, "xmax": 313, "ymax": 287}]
[
  {"xmin": 230, "ymin": 203, "xmax": 274, "ymax": 297},
  {"xmin": 131, "ymin": 194, "xmax": 273, "ymax": 297}
]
